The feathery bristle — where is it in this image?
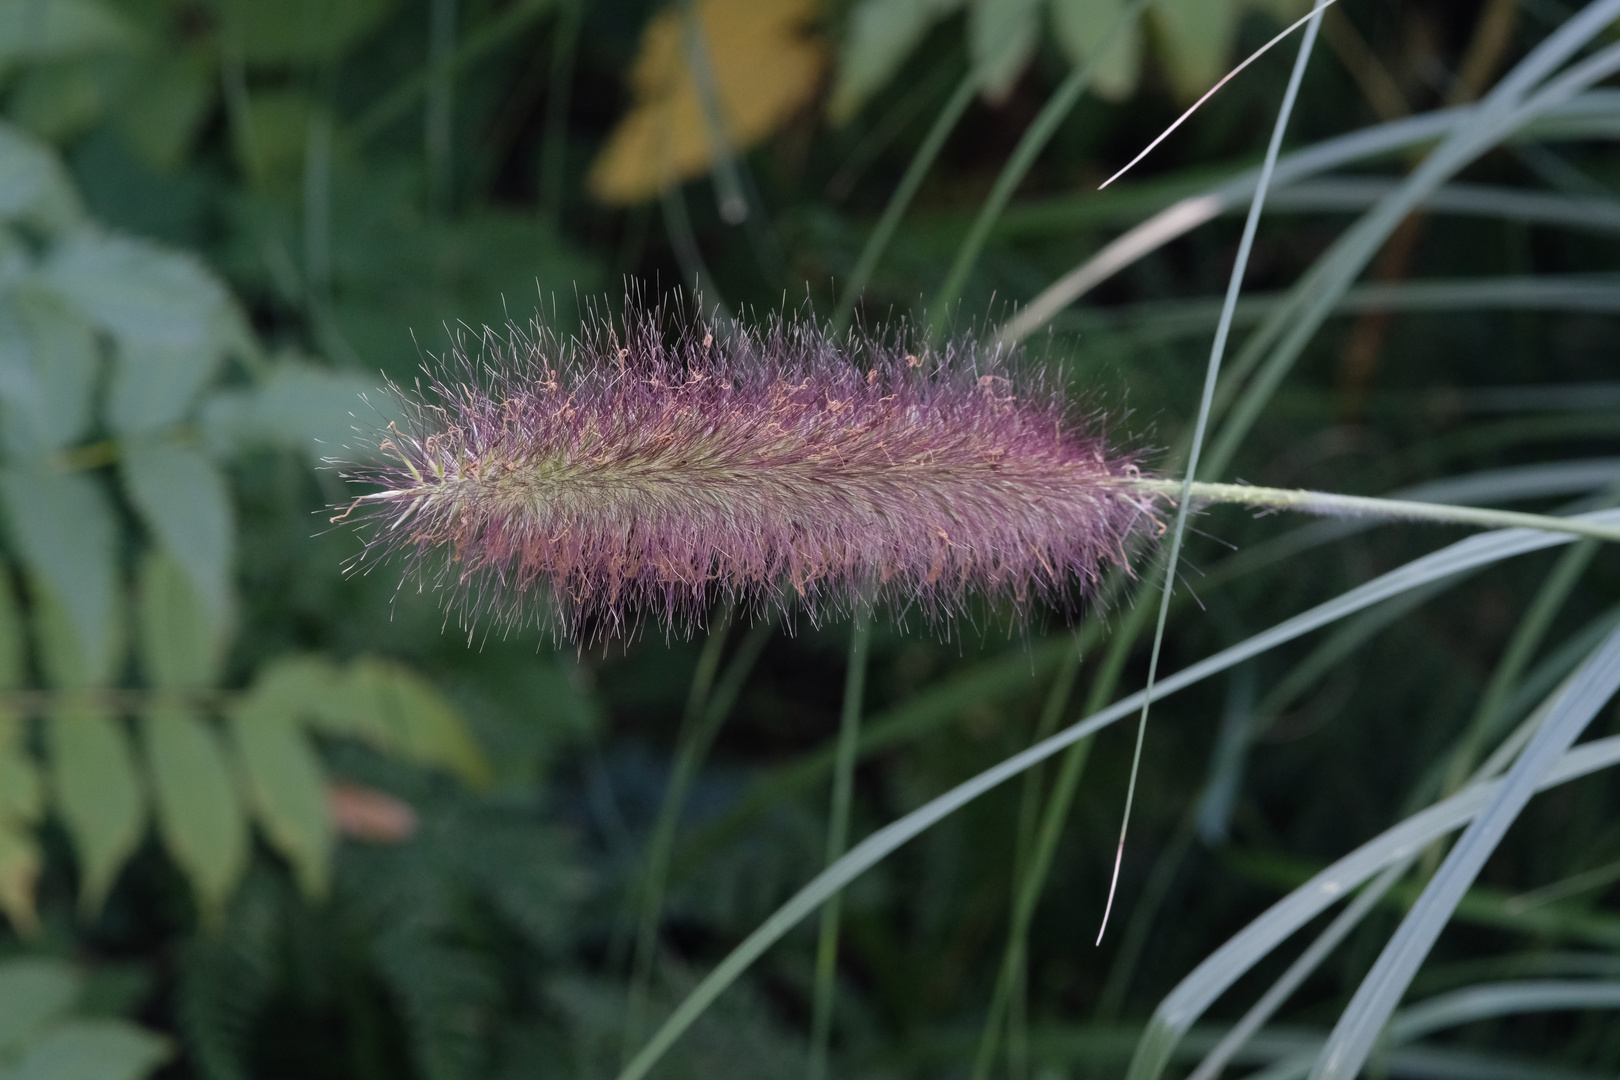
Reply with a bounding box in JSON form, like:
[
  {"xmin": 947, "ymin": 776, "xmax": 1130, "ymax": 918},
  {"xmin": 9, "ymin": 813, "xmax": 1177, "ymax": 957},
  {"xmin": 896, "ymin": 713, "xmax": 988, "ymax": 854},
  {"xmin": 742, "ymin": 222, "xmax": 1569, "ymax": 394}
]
[{"xmin": 336, "ymin": 307, "xmax": 1157, "ymax": 639}]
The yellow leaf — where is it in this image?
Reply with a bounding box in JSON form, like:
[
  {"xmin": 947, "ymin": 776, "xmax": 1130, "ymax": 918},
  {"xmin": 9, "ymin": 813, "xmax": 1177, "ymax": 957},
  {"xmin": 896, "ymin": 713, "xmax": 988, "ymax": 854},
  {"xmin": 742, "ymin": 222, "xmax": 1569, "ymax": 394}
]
[{"xmin": 588, "ymin": 0, "xmax": 826, "ymax": 205}]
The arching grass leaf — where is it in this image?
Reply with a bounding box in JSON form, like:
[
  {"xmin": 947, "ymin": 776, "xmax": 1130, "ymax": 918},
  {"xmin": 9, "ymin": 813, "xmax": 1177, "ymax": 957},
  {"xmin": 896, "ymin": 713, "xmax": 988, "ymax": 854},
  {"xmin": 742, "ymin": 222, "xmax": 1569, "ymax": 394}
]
[
  {"xmin": 3, "ymin": 469, "xmax": 119, "ymax": 685},
  {"xmin": 227, "ymin": 690, "xmax": 332, "ymax": 899},
  {"xmin": 8, "ymin": 1019, "xmax": 169, "ymax": 1080},
  {"xmin": 0, "ymin": 286, "xmax": 99, "ymax": 456},
  {"xmin": 48, "ymin": 704, "xmax": 145, "ymax": 914},
  {"xmin": 1313, "ymin": 626, "xmax": 1620, "ymax": 1078},
  {"xmin": 143, "ymin": 707, "xmax": 249, "ymax": 918},
  {"xmin": 0, "ymin": 959, "xmax": 80, "ymax": 1053},
  {"xmin": 123, "ymin": 449, "xmax": 234, "ymax": 634}
]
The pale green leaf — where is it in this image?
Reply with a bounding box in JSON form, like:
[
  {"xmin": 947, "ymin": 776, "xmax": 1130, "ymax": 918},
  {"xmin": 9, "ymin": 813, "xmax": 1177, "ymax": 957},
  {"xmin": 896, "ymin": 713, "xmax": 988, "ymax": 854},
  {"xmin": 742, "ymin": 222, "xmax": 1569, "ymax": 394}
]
[
  {"xmin": 341, "ymin": 658, "xmax": 491, "ymax": 788},
  {"xmin": 8, "ymin": 59, "xmax": 107, "ymax": 144},
  {"xmin": 228, "ymin": 691, "xmax": 332, "ymax": 899},
  {"xmin": 230, "ymin": 91, "xmax": 327, "ymax": 190},
  {"xmin": 248, "ymin": 653, "xmax": 344, "ymax": 723},
  {"xmin": 135, "ymin": 552, "xmax": 227, "ymax": 689},
  {"xmin": 968, "ymin": 0, "xmax": 1041, "ymax": 101},
  {"xmin": 114, "ymin": 51, "xmax": 213, "ymax": 171},
  {"xmin": 38, "ymin": 231, "xmax": 244, "ymax": 433},
  {"xmin": 0, "ymin": 285, "xmax": 99, "ymax": 455},
  {"xmin": 0, "ymin": 563, "xmax": 22, "ymax": 690},
  {"xmin": 1, "ymin": 468, "xmax": 119, "ymax": 683},
  {"xmin": 207, "ymin": 0, "xmax": 397, "ymax": 66},
  {"xmin": 0, "ymin": 122, "xmax": 83, "ymax": 230},
  {"xmin": 0, "ymin": 824, "xmax": 42, "ymax": 935},
  {"xmin": 49, "ymin": 705, "xmax": 145, "ymax": 913},
  {"xmin": 828, "ymin": 0, "xmax": 964, "ymax": 122},
  {"xmin": 0, "ymin": 959, "xmax": 80, "ymax": 1053},
  {"xmin": 0, "ymin": 0, "xmax": 142, "ymax": 65},
  {"xmin": 121, "ymin": 444, "xmax": 234, "ymax": 630},
  {"xmin": 1152, "ymin": 0, "xmax": 1240, "ymax": 101},
  {"xmin": 143, "ymin": 708, "xmax": 249, "ymax": 916},
  {"xmin": 0, "ymin": 716, "xmax": 43, "ymax": 823},
  {"xmin": 198, "ymin": 357, "xmax": 389, "ymax": 464},
  {"xmin": 1051, "ymin": 0, "xmax": 1142, "ymax": 101},
  {"xmin": 8, "ymin": 1020, "xmax": 169, "ymax": 1080}
]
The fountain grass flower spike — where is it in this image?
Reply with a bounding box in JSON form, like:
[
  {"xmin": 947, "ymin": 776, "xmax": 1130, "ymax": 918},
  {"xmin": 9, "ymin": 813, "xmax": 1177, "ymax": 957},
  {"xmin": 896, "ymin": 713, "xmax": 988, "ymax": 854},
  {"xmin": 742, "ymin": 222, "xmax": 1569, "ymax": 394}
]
[{"xmin": 336, "ymin": 308, "xmax": 1159, "ymax": 639}]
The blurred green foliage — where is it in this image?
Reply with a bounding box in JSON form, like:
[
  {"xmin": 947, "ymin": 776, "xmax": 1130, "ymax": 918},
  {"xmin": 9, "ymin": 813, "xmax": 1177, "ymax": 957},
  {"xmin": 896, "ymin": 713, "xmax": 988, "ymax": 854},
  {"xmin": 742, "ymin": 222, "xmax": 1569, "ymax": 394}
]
[{"xmin": 0, "ymin": 0, "xmax": 1618, "ymax": 1078}]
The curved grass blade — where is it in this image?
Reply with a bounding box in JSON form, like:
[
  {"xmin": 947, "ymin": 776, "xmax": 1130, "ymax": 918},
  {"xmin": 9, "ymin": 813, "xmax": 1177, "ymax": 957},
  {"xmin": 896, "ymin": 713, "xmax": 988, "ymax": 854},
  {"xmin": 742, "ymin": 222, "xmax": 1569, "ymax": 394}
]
[
  {"xmin": 613, "ymin": 509, "xmax": 1620, "ymax": 1080},
  {"xmin": 1097, "ymin": 0, "xmax": 1342, "ymax": 190},
  {"xmin": 1311, "ymin": 625, "xmax": 1620, "ymax": 1079},
  {"xmin": 1128, "ymin": 719, "xmax": 1620, "ymax": 1080},
  {"xmin": 806, "ymin": 605, "xmax": 870, "ymax": 1080},
  {"xmin": 1253, "ymin": 981, "xmax": 1620, "ymax": 1080},
  {"xmin": 996, "ymin": 90, "xmax": 1620, "ymax": 346},
  {"xmin": 1098, "ymin": 0, "xmax": 1327, "ymax": 945}
]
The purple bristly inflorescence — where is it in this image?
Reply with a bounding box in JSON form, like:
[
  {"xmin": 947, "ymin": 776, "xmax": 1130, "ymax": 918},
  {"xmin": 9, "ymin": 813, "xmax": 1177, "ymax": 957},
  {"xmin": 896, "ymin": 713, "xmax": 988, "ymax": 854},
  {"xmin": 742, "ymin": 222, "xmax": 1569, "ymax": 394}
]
[{"xmin": 336, "ymin": 308, "xmax": 1158, "ymax": 639}]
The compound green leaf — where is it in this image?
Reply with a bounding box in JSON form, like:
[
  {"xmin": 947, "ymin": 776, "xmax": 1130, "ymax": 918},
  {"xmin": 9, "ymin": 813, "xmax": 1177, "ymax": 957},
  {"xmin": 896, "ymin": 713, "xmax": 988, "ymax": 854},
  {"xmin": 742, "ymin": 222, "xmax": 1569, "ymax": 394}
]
[
  {"xmin": 1051, "ymin": 0, "xmax": 1141, "ymax": 100},
  {"xmin": 143, "ymin": 708, "xmax": 248, "ymax": 917},
  {"xmin": 2, "ymin": 468, "xmax": 119, "ymax": 684},
  {"xmin": 122, "ymin": 446, "xmax": 234, "ymax": 633},
  {"xmin": 135, "ymin": 551, "xmax": 226, "ymax": 689},
  {"xmin": 227, "ymin": 691, "xmax": 332, "ymax": 899},
  {"xmin": 48, "ymin": 705, "xmax": 145, "ymax": 914},
  {"xmin": 828, "ymin": 0, "xmax": 963, "ymax": 122},
  {"xmin": 968, "ymin": 0, "xmax": 1041, "ymax": 101},
  {"xmin": 0, "ymin": 0, "xmax": 141, "ymax": 66},
  {"xmin": 0, "ymin": 959, "xmax": 80, "ymax": 1053},
  {"xmin": 0, "ymin": 286, "xmax": 100, "ymax": 456},
  {"xmin": 8, "ymin": 1019, "xmax": 169, "ymax": 1080},
  {"xmin": 39, "ymin": 231, "xmax": 244, "ymax": 433},
  {"xmin": 248, "ymin": 653, "xmax": 344, "ymax": 723},
  {"xmin": 341, "ymin": 658, "xmax": 491, "ymax": 788},
  {"xmin": 0, "ymin": 120, "xmax": 83, "ymax": 231}
]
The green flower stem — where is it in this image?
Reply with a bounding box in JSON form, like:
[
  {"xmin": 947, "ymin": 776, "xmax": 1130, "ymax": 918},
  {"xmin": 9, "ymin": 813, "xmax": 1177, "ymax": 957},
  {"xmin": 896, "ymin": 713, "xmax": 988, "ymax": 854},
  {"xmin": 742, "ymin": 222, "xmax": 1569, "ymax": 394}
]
[
  {"xmin": 1125, "ymin": 478, "xmax": 1620, "ymax": 544},
  {"xmin": 807, "ymin": 604, "xmax": 871, "ymax": 1080},
  {"xmin": 622, "ymin": 612, "xmax": 773, "ymax": 1057},
  {"xmin": 831, "ymin": 73, "xmax": 977, "ymax": 335},
  {"xmin": 353, "ymin": 0, "xmax": 553, "ymax": 145},
  {"xmin": 924, "ymin": 0, "xmax": 1155, "ymax": 339}
]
